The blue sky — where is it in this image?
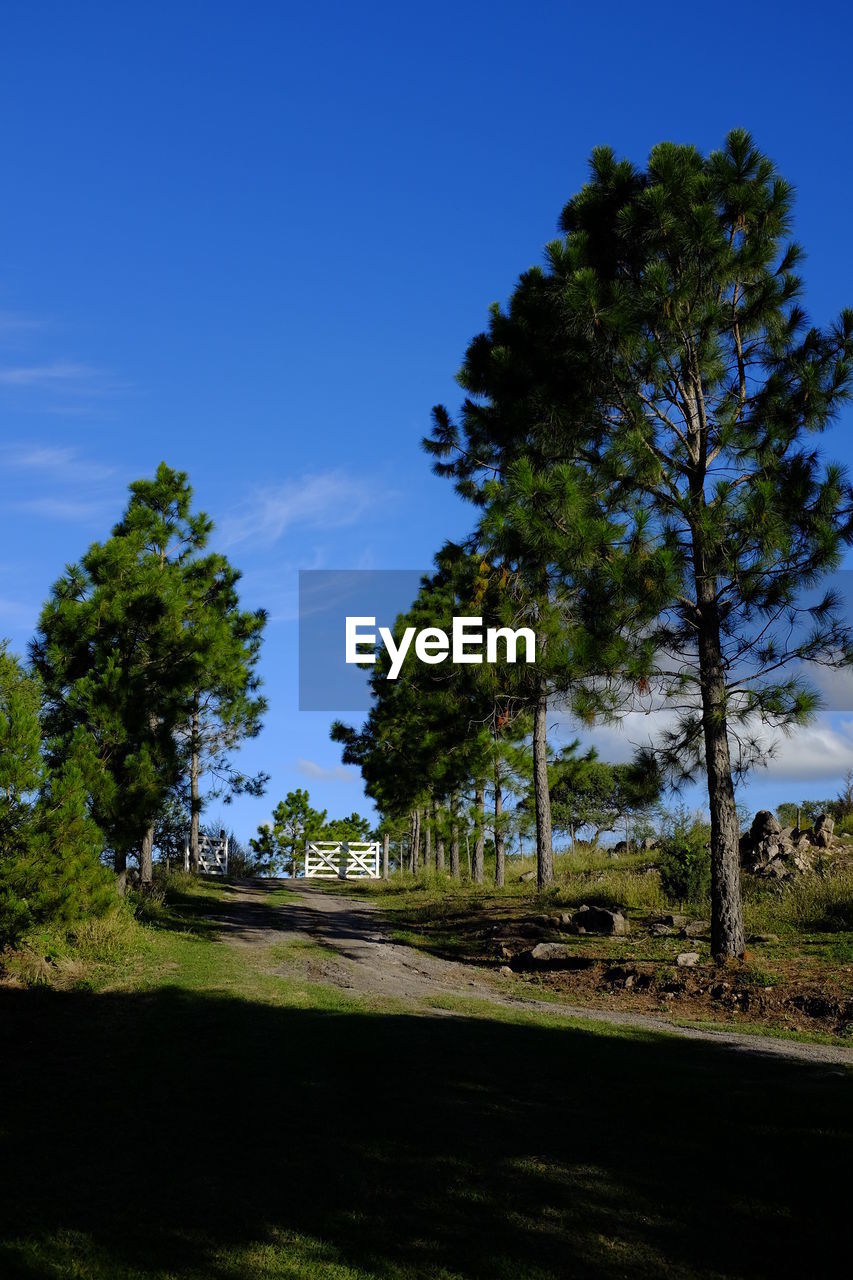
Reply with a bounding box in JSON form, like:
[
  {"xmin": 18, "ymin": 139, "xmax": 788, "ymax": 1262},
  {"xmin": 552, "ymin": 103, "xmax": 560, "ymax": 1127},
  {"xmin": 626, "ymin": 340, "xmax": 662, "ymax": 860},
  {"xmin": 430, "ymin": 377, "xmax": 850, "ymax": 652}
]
[{"xmin": 3, "ymin": 1, "xmax": 853, "ymax": 842}]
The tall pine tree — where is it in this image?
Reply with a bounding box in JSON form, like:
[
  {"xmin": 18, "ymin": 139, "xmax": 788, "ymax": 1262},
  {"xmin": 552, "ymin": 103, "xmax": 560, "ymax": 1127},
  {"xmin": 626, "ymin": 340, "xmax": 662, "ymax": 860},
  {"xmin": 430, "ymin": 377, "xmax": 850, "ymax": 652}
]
[
  {"xmin": 32, "ymin": 465, "xmax": 204, "ymax": 888},
  {"xmin": 33, "ymin": 462, "xmax": 267, "ymax": 887},
  {"xmin": 553, "ymin": 130, "xmax": 853, "ymax": 957}
]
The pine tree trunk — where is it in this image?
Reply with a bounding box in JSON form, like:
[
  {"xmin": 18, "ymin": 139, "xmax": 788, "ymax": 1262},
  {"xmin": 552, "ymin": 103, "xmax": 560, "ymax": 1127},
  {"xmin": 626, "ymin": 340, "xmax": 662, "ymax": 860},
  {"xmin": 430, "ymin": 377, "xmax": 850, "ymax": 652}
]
[
  {"xmin": 190, "ymin": 697, "xmax": 201, "ymax": 873},
  {"xmin": 382, "ymin": 832, "xmax": 389, "ymax": 879},
  {"xmin": 695, "ymin": 575, "xmax": 745, "ymax": 960},
  {"xmin": 412, "ymin": 808, "xmax": 421, "ymax": 875},
  {"xmin": 424, "ymin": 803, "xmax": 432, "ymax": 869},
  {"xmin": 435, "ymin": 798, "xmax": 445, "ymax": 873},
  {"xmin": 450, "ymin": 791, "xmax": 460, "ymax": 880},
  {"xmin": 115, "ymin": 847, "xmax": 127, "ymax": 895},
  {"xmin": 140, "ymin": 824, "xmax": 154, "ymax": 885},
  {"xmin": 472, "ymin": 783, "xmax": 485, "ymax": 883},
  {"xmin": 533, "ymin": 691, "xmax": 554, "ymax": 889},
  {"xmin": 494, "ymin": 766, "xmax": 505, "ymax": 888}
]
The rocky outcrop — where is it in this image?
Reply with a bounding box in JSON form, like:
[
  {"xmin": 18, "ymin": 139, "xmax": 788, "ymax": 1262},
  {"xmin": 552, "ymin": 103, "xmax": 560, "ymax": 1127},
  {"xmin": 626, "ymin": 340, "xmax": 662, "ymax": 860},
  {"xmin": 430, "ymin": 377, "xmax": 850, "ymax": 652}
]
[
  {"xmin": 812, "ymin": 813, "xmax": 835, "ymax": 847},
  {"xmin": 738, "ymin": 809, "xmax": 839, "ymax": 879}
]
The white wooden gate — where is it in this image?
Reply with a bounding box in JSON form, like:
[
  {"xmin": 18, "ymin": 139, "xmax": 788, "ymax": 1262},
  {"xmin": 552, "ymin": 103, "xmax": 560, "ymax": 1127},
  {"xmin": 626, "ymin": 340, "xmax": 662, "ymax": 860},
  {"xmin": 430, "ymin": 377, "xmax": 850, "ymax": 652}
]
[
  {"xmin": 184, "ymin": 832, "xmax": 229, "ymax": 875},
  {"xmin": 305, "ymin": 840, "xmax": 380, "ymax": 879}
]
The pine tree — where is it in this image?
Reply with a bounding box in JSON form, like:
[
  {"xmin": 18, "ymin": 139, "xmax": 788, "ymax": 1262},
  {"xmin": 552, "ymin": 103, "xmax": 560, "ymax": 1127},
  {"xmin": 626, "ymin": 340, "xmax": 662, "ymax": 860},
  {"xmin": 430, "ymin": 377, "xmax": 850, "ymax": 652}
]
[
  {"xmin": 320, "ymin": 813, "xmax": 372, "ymax": 842},
  {"xmin": 32, "ymin": 465, "xmax": 205, "ymax": 888},
  {"xmin": 0, "ymin": 644, "xmax": 111, "ymax": 945},
  {"xmin": 333, "ymin": 550, "xmax": 542, "ymax": 886},
  {"xmin": 182, "ymin": 553, "xmax": 267, "ymax": 873},
  {"xmin": 250, "ymin": 789, "xmax": 327, "ymax": 877},
  {"xmin": 425, "ymin": 281, "xmax": 665, "ymax": 889},
  {"xmin": 0, "ymin": 643, "xmax": 42, "ymax": 844},
  {"xmin": 0, "ymin": 644, "xmax": 44, "ymax": 943},
  {"xmin": 32, "ymin": 463, "xmax": 267, "ymax": 887},
  {"xmin": 552, "ymin": 130, "xmax": 853, "ymax": 957}
]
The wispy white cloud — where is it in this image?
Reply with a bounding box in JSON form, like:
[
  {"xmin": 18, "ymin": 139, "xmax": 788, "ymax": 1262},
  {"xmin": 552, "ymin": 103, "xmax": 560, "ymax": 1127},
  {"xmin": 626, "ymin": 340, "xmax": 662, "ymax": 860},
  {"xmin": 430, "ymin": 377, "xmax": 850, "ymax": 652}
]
[
  {"xmin": 2, "ymin": 443, "xmax": 120, "ymax": 524},
  {"xmin": 13, "ymin": 496, "xmax": 112, "ymax": 522},
  {"xmin": 0, "ymin": 360, "xmax": 98, "ymax": 387},
  {"xmin": 0, "ymin": 311, "xmax": 44, "ymax": 336},
  {"xmin": 296, "ymin": 758, "xmax": 358, "ymax": 783},
  {"xmin": 1, "ymin": 444, "xmax": 116, "ymax": 483},
  {"xmin": 220, "ymin": 472, "xmax": 384, "ymax": 548},
  {"xmin": 0, "ymin": 301, "xmax": 123, "ymax": 409}
]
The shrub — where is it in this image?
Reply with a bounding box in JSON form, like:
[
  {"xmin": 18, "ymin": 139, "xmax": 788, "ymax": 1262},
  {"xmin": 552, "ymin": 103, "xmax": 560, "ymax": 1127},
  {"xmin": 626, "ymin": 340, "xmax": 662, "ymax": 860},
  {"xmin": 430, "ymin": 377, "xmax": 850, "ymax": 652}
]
[{"xmin": 658, "ymin": 818, "xmax": 711, "ymax": 904}]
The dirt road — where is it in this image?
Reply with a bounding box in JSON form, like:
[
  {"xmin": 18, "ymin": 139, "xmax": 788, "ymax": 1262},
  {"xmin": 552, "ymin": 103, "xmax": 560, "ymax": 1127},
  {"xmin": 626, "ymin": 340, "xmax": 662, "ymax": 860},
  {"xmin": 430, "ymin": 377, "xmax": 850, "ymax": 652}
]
[{"xmin": 211, "ymin": 878, "xmax": 853, "ymax": 1069}]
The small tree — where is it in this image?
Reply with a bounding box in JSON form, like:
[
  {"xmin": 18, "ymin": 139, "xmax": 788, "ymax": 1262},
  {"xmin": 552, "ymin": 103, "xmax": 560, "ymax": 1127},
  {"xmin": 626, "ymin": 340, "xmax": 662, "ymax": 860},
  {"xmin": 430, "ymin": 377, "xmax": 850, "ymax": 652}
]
[
  {"xmin": 0, "ymin": 645, "xmax": 44, "ymax": 944},
  {"xmin": 658, "ymin": 813, "xmax": 712, "ymax": 906},
  {"xmin": 250, "ymin": 789, "xmax": 327, "ymax": 877},
  {"xmin": 320, "ymin": 813, "xmax": 372, "ymax": 842},
  {"xmin": 0, "ymin": 644, "xmax": 42, "ymax": 850},
  {"xmin": 0, "ymin": 644, "xmax": 112, "ymax": 945}
]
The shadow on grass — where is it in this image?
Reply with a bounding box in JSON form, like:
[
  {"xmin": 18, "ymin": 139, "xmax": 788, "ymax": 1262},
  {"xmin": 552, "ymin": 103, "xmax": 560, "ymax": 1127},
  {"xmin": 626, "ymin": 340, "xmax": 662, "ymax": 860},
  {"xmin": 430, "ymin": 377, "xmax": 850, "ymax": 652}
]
[
  {"xmin": 151, "ymin": 892, "xmax": 231, "ymax": 939},
  {"xmin": 154, "ymin": 879, "xmax": 291, "ymax": 940},
  {"xmin": 0, "ymin": 986, "xmax": 850, "ymax": 1279}
]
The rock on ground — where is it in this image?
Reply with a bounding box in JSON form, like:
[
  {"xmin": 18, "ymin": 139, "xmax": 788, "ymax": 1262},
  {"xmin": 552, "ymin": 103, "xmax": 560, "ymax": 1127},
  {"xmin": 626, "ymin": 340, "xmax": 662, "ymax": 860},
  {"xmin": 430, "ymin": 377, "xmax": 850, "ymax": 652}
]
[
  {"xmin": 571, "ymin": 905, "xmax": 630, "ymax": 936},
  {"xmin": 512, "ymin": 942, "xmax": 596, "ymax": 971}
]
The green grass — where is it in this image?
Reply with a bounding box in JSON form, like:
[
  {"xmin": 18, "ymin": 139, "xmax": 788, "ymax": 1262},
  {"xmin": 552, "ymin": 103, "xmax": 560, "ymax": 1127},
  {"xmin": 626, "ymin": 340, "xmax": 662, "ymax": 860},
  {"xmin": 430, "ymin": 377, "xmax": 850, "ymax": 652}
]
[
  {"xmin": 1, "ymin": 877, "xmax": 851, "ymax": 1279},
  {"xmin": 334, "ymin": 852, "xmax": 853, "ymax": 972},
  {"xmin": 743, "ymin": 866, "xmax": 853, "ymax": 934}
]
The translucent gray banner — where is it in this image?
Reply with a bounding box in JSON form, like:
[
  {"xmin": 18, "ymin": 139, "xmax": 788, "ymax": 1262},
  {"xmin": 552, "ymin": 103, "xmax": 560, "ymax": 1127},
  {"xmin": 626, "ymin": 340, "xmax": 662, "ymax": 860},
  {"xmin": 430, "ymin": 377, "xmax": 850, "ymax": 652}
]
[
  {"xmin": 296, "ymin": 567, "xmax": 853, "ymax": 714},
  {"xmin": 298, "ymin": 569, "xmax": 427, "ymax": 711}
]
